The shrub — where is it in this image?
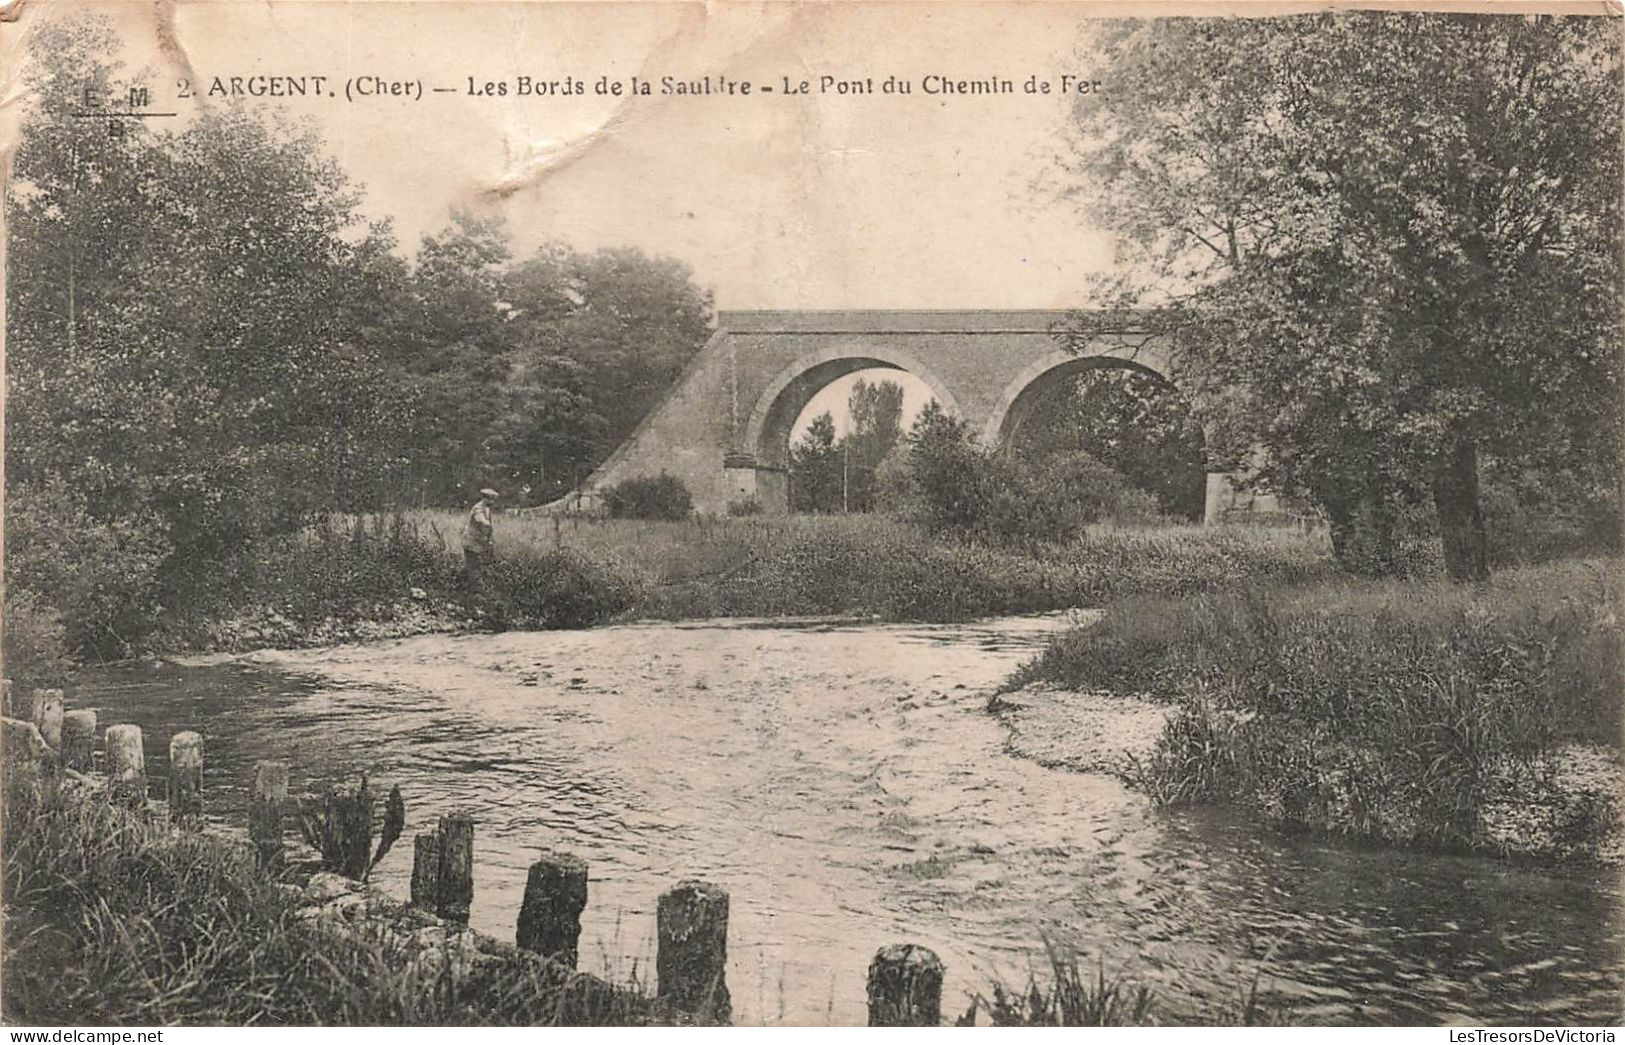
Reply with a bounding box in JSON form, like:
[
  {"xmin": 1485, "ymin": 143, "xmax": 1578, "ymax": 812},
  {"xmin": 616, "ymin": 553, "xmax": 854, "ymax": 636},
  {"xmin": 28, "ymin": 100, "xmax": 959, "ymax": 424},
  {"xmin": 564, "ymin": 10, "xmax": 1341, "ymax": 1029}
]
[
  {"xmin": 1481, "ymin": 467, "xmax": 1622, "ymax": 566},
  {"xmin": 171, "ymin": 514, "xmax": 644, "ymax": 645},
  {"xmin": 479, "ymin": 548, "xmax": 641, "ymax": 630},
  {"xmin": 1026, "ymin": 560, "xmax": 1624, "ymax": 851},
  {"xmin": 601, "ymin": 474, "xmax": 692, "ymax": 521},
  {"xmin": 902, "ymin": 404, "xmax": 1166, "ymax": 545},
  {"xmin": 0, "ymin": 588, "xmax": 73, "ymax": 691},
  {"xmin": 725, "ymin": 496, "xmax": 762, "ymax": 518},
  {"xmin": 3, "ymin": 480, "xmax": 171, "ymax": 658}
]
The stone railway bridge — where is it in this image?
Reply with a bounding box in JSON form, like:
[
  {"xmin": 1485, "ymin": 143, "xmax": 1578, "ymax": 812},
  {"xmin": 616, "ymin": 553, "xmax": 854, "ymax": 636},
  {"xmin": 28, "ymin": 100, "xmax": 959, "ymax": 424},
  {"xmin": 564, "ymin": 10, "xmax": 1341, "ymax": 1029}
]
[{"xmin": 555, "ymin": 310, "xmax": 1267, "ymax": 523}]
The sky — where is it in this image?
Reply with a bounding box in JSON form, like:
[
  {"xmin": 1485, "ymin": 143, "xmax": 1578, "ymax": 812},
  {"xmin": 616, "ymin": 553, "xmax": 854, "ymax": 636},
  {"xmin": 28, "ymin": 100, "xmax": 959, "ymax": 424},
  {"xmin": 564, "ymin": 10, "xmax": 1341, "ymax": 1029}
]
[
  {"xmin": 7, "ymin": 1, "xmax": 1122, "ymax": 311},
  {"xmin": 797, "ymin": 368, "xmax": 935, "ymax": 440}
]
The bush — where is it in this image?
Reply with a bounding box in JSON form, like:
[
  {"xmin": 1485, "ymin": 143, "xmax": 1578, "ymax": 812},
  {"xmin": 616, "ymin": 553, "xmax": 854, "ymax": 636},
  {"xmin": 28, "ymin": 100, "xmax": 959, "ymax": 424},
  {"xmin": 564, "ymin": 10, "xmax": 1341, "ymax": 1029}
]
[
  {"xmin": 1481, "ymin": 466, "xmax": 1622, "ymax": 566},
  {"xmin": 1024, "ymin": 560, "xmax": 1624, "ymax": 851},
  {"xmin": 0, "ymin": 588, "xmax": 73, "ymax": 691},
  {"xmin": 171, "ymin": 514, "xmax": 644, "ymax": 647},
  {"xmin": 725, "ymin": 496, "xmax": 762, "ymax": 517},
  {"xmin": 601, "ymin": 474, "xmax": 692, "ymax": 521},
  {"xmin": 3, "ymin": 480, "xmax": 171, "ymax": 658},
  {"xmin": 479, "ymin": 548, "xmax": 641, "ymax": 630},
  {"xmin": 902, "ymin": 404, "xmax": 1165, "ymax": 545},
  {"xmin": 633, "ymin": 513, "xmax": 1332, "ymax": 623}
]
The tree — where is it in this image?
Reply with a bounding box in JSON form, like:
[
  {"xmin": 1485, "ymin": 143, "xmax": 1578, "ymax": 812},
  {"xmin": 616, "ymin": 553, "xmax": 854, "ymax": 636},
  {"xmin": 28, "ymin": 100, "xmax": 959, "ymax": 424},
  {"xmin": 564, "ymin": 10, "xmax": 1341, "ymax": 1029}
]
[
  {"xmin": 1010, "ymin": 367, "xmax": 1206, "ymax": 519},
  {"xmin": 497, "ymin": 247, "xmax": 714, "ymax": 503},
  {"xmin": 842, "ymin": 378, "xmax": 905, "ymax": 511},
  {"xmin": 7, "ymin": 17, "xmax": 411, "ymax": 574},
  {"xmin": 1058, "ymin": 14, "xmax": 1621, "ymax": 579},
  {"xmin": 902, "ymin": 401, "xmax": 1143, "ymax": 543},
  {"xmin": 384, "ymin": 212, "xmax": 516, "ymax": 502},
  {"xmin": 379, "ymin": 234, "xmax": 715, "ymax": 506},
  {"xmin": 788, "ymin": 412, "xmax": 842, "ymax": 513}
]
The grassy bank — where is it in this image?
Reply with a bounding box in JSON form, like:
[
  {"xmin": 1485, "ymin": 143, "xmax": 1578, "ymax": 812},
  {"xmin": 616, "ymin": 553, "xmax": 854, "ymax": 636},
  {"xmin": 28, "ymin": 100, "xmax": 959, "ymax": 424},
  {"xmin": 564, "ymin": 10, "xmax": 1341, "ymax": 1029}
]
[
  {"xmin": 0, "ymin": 782, "xmax": 662, "ymax": 1025},
  {"xmin": 1010, "ymin": 559, "xmax": 1623, "ymax": 858},
  {"xmin": 150, "ymin": 514, "xmax": 643, "ymax": 653},
  {"xmin": 101, "ymin": 512, "xmax": 1335, "ymax": 654},
  {"xmin": 414, "ymin": 510, "xmax": 1333, "ymax": 623}
]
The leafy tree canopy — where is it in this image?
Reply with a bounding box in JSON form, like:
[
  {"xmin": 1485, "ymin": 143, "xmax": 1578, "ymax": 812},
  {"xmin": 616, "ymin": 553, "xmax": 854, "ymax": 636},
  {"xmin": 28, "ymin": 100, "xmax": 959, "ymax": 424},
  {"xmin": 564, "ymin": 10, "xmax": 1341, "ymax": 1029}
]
[
  {"xmin": 7, "ymin": 17, "xmax": 412, "ymax": 568},
  {"xmin": 1058, "ymin": 13, "xmax": 1621, "ymax": 578}
]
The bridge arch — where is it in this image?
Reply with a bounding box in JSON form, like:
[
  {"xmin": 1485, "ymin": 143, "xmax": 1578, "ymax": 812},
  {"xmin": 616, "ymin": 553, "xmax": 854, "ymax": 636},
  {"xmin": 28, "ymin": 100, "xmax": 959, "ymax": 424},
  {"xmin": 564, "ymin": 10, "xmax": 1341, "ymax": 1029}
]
[
  {"xmin": 745, "ymin": 344, "xmax": 960, "ymax": 467},
  {"xmin": 980, "ymin": 349, "xmax": 1177, "ymax": 447},
  {"xmin": 740, "ymin": 343, "xmax": 960, "ymax": 513}
]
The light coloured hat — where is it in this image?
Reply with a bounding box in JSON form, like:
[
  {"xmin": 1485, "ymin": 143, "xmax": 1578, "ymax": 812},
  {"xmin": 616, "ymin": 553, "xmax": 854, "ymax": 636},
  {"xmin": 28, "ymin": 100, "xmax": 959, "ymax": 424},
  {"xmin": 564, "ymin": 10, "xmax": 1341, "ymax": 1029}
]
[{"xmin": 479, "ymin": 488, "xmax": 501, "ymax": 499}]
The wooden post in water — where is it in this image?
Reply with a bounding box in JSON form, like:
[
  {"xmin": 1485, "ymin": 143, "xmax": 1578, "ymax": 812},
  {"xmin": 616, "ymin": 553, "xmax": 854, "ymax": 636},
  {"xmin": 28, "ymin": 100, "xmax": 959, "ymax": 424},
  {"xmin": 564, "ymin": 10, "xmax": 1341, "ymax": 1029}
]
[
  {"xmin": 168, "ymin": 732, "xmax": 204, "ymax": 823},
  {"xmin": 321, "ymin": 780, "xmax": 375, "ymax": 879},
  {"xmin": 435, "ymin": 813, "xmax": 474, "ymax": 925},
  {"xmin": 105, "ymin": 724, "xmax": 147, "ymax": 809},
  {"xmin": 248, "ymin": 761, "xmax": 288, "ymax": 870},
  {"xmin": 656, "ymin": 880, "xmax": 731, "ymax": 1023},
  {"xmin": 516, "ymin": 850, "xmax": 588, "ymax": 967},
  {"xmin": 30, "ymin": 689, "xmax": 64, "ymax": 750},
  {"xmin": 866, "ymin": 944, "xmax": 944, "ymax": 1027},
  {"xmin": 410, "ymin": 831, "xmax": 441, "ymax": 909},
  {"xmin": 60, "ymin": 710, "xmax": 97, "ymax": 772}
]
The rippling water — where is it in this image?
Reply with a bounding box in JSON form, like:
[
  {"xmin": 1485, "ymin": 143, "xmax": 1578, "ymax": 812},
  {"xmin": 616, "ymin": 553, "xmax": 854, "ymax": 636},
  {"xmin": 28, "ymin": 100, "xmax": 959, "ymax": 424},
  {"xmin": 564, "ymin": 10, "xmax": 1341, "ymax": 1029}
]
[{"xmin": 81, "ymin": 617, "xmax": 1622, "ymax": 1025}]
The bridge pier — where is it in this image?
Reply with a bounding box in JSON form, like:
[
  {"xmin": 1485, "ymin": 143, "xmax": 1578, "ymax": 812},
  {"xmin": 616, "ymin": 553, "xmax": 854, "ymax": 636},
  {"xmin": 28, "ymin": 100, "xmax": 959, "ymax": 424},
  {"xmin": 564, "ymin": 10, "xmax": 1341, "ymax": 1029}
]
[
  {"xmin": 1204, "ymin": 471, "xmax": 1285, "ymax": 525},
  {"xmin": 722, "ymin": 453, "xmax": 789, "ymax": 515}
]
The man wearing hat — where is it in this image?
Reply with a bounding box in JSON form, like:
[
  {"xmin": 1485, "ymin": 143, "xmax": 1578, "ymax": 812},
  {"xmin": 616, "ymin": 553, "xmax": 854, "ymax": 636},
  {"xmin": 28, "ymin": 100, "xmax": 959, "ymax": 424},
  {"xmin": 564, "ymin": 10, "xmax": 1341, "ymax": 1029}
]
[{"xmin": 463, "ymin": 488, "xmax": 501, "ymax": 599}]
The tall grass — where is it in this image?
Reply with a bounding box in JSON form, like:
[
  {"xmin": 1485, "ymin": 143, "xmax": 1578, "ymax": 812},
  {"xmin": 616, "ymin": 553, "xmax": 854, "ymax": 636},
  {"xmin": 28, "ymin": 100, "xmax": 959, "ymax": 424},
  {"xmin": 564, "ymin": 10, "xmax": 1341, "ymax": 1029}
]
[
  {"xmin": 0, "ymin": 786, "xmax": 661, "ymax": 1025},
  {"xmin": 166, "ymin": 514, "xmax": 641, "ymax": 650},
  {"xmin": 410, "ymin": 511, "xmax": 1334, "ymax": 623},
  {"xmin": 962, "ymin": 940, "xmax": 1284, "ymax": 1026},
  {"xmin": 152, "ymin": 510, "xmax": 1330, "ymax": 650},
  {"xmin": 1014, "ymin": 559, "xmax": 1623, "ymax": 852}
]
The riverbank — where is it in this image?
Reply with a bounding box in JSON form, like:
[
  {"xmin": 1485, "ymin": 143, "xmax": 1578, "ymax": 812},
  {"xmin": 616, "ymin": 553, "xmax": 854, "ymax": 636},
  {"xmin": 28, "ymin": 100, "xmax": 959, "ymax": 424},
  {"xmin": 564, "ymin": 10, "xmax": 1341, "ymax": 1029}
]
[
  {"xmin": 1001, "ymin": 558, "xmax": 1625, "ymax": 864},
  {"xmin": 138, "ymin": 514, "xmax": 1334, "ymax": 656},
  {"xmin": 1, "ymin": 745, "xmax": 1280, "ymax": 1027},
  {"xmin": 0, "ymin": 770, "xmax": 664, "ymax": 1026}
]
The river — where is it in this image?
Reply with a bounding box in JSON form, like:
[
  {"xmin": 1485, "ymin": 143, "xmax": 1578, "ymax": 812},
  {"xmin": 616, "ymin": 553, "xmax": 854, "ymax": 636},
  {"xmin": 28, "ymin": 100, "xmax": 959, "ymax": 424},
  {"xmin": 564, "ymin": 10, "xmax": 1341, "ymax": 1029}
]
[{"xmin": 81, "ymin": 616, "xmax": 1622, "ymax": 1025}]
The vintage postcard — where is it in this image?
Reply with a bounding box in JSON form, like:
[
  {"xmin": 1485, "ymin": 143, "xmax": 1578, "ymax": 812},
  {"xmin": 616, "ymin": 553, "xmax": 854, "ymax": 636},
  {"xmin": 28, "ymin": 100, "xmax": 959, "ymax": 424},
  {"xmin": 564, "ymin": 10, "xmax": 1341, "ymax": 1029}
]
[{"xmin": 1, "ymin": 0, "xmax": 1620, "ymax": 1031}]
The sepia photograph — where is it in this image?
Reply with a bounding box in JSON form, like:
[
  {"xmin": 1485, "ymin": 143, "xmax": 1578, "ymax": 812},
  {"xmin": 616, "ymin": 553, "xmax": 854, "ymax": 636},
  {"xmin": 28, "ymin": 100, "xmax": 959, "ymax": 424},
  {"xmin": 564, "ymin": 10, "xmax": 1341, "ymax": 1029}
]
[{"xmin": 0, "ymin": 0, "xmax": 1620, "ymax": 1030}]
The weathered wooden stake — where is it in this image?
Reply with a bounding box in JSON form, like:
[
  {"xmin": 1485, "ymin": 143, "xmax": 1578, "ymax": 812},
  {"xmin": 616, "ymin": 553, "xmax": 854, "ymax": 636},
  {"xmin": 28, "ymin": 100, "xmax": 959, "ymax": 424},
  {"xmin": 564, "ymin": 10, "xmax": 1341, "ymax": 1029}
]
[
  {"xmin": 30, "ymin": 689, "xmax": 64, "ymax": 750},
  {"xmin": 248, "ymin": 761, "xmax": 289, "ymax": 870},
  {"xmin": 321, "ymin": 780, "xmax": 375, "ymax": 879},
  {"xmin": 866, "ymin": 944, "xmax": 944, "ymax": 1027},
  {"xmin": 656, "ymin": 879, "xmax": 731, "ymax": 1023},
  {"xmin": 516, "ymin": 850, "xmax": 588, "ymax": 967},
  {"xmin": 435, "ymin": 813, "xmax": 475, "ymax": 925},
  {"xmin": 2, "ymin": 717, "xmax": 60, "ymax": 811},
  {"xmin": 410, "ymin": 831, "xmax": 441, "ymax": 909},
  {"xmin": 105, "ymin": 724, "xmax": 147, "ymax": 809},
  {"xmin": 60, "ymin": 710, "xmax": 98, "ymax": 772},
  {"xmin": 167, "ymin": 731, "xmax": 204, "ymax": 823}
]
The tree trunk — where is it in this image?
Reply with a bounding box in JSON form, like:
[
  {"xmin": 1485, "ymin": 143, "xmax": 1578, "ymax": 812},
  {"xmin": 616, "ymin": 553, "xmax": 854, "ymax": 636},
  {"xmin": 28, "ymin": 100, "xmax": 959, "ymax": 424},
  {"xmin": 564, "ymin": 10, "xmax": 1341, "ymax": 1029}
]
[
  {"xmin": 1432, "ymin": 437, "xmax": 1490, "ymax": 583},
  {"xmin": 1320, "ymin": 481, "xmax": 1398, "ymax": 577}
]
